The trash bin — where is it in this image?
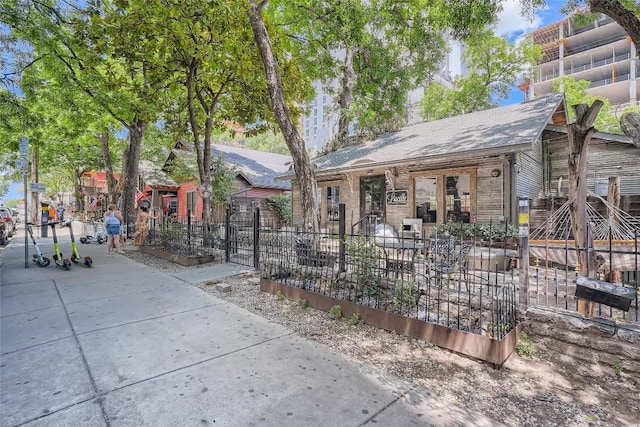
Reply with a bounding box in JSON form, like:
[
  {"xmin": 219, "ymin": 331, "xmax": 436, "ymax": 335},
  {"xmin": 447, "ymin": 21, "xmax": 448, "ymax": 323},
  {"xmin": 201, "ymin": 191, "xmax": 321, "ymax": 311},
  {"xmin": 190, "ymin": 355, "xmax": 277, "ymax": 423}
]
[{"xmin": 40, "ymin": 203, "xmax": 49, "ymax": 237}]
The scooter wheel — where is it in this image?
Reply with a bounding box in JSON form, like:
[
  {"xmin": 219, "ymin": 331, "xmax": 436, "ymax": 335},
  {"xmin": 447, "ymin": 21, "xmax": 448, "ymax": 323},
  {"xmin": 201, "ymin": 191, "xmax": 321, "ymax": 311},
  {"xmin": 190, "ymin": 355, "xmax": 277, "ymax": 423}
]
[
  {"xmin": 84, "ymin": 257, "xmax": 93, "ymax": 268},
  {"xmin": 80, "ymin": 238, "xmax": 87, "ymax": 244},
  {"xmin": 39, "ymin": 257, "xmax": 51, "ymax": 267},
  {"xmin": 63, "ymin": 260, "xmax": 71, "ymax": 271},
  {"xmin": 71, "ymin": 254, "xmax": 79, "ymax": 263},
  {"xmin": 97, "ymin": 237, "xmax": 104, "ymax": 244},
  {"xmin": 53, "ymin": 254, "xmax": 59, "ymax": 261}
]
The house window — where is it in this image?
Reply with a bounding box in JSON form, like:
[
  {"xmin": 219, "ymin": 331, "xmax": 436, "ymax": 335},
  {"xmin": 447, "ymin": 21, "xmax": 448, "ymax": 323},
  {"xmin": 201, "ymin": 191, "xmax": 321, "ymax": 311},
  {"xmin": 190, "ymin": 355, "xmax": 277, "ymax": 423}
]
[
  {"xmin": 414, "ymin": 172, "xmax": 472, "ymax": 224},
  {"xmin": 187, "ymin": 191, "xmax": 197, "ymax": 217},
  {"xmin": 415, "ymin": 177, "xmax": 437, "ymax": 223},
  {"xmin": 326, "ymin": 186, "xmax": 340, "ymax": 221}
]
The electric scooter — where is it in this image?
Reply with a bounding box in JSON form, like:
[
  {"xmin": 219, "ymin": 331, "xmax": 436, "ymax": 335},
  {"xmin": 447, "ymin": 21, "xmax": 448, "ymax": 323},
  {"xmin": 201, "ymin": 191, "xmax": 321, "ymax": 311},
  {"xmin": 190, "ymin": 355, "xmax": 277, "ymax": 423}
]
[
  {"xmin": 66, "ymin": 221, "xmax": 92, "ymax": 267},
  {"xmin": 49, "ymin": 222, "xmax": 72, "ymax": 270},
  {"xmin": 26, "ymin": 223, "xmax": 50, "ymax": 267}
]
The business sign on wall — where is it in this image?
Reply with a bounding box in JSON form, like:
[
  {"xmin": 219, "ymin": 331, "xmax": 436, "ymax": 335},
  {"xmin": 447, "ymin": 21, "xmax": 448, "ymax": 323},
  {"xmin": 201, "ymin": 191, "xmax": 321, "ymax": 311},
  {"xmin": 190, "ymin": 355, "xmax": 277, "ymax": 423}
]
[{"xmin": 386, "ymin": 190, "xmax": 408, "ymax": 206}]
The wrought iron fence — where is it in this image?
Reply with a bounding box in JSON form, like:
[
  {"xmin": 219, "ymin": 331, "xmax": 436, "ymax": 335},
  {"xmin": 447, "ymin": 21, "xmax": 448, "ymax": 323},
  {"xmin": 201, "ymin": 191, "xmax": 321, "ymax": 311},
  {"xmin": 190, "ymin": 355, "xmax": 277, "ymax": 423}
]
[
  {"xmin": 258, "ymin": 227, "xmax": 518, "ymax": 340},
  {"xmin": 145, "ymin": 205, "xmax": 638, "ymax": 325}
]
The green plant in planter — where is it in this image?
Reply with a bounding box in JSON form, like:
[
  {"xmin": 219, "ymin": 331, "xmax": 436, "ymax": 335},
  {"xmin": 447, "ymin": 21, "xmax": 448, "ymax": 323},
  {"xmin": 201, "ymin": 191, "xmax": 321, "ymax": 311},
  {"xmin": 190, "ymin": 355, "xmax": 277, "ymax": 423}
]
[
  {"xmin": 505, "ymin": 224, "xmax": 519, "ymax": 239},
  {"xmin": 345, "ymin": 235, "xmax": 380, "ymax": 295}
]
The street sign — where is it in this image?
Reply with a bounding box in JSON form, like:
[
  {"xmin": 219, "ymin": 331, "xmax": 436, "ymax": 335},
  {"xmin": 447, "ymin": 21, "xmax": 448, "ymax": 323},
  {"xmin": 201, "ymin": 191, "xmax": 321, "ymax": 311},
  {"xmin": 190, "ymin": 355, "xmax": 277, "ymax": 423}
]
[
  {"xmin": 16, "ymin": 158, "xmax": 28, "ymax": 170},
  {"xmin": 19, "ymin": 137, "xmax": 28, "ymax": 157},
  {"xmin": 30, "ymin": 183, "xmax": 46, "ymax": 192}
]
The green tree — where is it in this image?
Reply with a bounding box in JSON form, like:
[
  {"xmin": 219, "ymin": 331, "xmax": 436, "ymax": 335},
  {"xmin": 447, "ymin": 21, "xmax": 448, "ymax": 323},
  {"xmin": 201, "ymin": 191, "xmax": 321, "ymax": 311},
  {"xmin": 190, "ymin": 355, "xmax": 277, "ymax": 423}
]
[
  {"xmin": 100, "ymin": 0, "xmax": 284, "ymax": 228},
  {"xmin": 270, "ymin": 0, "xmax": 501, "ymax": 143},
  {"xmin": 244, "ymin": 131, "xmax": 290, "ymax": 155},
  {"xmin": 552, "ymin": 76, "xmax": 623, "ymax": 133},
  {"xmin": 420, "ymin": 30, "xmax": 542, "ymax": 120}
]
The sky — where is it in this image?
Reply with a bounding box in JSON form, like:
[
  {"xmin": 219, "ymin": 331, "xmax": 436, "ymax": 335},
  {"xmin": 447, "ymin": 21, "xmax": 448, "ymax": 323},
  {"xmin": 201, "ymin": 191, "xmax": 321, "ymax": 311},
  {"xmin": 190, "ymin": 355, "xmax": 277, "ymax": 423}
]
[{"xmin": 2, "ymin": 1, "xmax": 567, "ymax": 202}]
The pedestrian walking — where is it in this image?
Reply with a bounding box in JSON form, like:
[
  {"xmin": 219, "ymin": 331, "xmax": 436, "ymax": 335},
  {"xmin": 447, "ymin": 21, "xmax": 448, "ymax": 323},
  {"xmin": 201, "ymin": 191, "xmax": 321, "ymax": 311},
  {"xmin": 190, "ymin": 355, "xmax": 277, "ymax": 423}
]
[{"xmin": 104, "ymin": 204, "xmax": 124, "ymax": 254}]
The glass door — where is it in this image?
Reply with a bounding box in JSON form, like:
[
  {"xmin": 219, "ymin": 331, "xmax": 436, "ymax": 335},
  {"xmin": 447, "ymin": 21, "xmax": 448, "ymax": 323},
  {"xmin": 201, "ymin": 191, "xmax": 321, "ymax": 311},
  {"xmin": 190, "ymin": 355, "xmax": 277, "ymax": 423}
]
[{"xmin": 360, "ymin": 175, "xmax": 386, "ymax": 231}]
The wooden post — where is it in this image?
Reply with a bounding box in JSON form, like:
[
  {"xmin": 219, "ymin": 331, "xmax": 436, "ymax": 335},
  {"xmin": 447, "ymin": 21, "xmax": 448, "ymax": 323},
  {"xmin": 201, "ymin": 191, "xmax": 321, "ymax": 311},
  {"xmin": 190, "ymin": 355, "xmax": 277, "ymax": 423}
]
[
  {"xmin": 606, "ymin": 177, "xmax": 621, "ymax": 284},
  {"xmin": 567, "ymin": 101, "xmax": 603, "ymax": 317}
]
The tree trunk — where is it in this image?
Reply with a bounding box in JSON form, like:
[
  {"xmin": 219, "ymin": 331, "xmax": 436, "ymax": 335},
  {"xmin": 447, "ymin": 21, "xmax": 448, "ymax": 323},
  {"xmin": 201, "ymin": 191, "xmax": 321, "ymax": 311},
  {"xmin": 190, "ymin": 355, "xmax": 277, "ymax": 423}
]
[
  {"xmin": 567, "ymin": 101, "xmax": 603, "ymax": 317},
  {"xmin": 120, "ymin": 119, "xmax": 147, "ymax": 234},
  {"xmin": 337, "ymin": 46, "xmax": 356, "ymax": 141},
  {"xmin": 74, "ymin": 169, "xmax": 84, "ymax": 212},
  {"xmin": 98, "ymin": 132, "xmax": 119, "ymax": 205},
  {"xmin": 589, "ymin": 0, "xmax": 640, "ymax": 56},
  {"xmin": 249, "ymin": 1, "xmax": 319, "ymax": 232}
]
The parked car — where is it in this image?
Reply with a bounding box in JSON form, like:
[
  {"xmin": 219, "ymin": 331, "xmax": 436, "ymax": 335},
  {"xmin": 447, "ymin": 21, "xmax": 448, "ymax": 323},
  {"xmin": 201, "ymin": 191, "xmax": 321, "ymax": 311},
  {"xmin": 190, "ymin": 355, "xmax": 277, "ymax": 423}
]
[
  {"xmin": 0, "ymin": 207, "xmax": 16, "ymax": 237},
  {"xmin": 0, "ymin": 218, "xmax": 7, "ymax": 245},
  {"xmin": 11, "ymin": 207, "xmax": 20, "ymax": 223}
]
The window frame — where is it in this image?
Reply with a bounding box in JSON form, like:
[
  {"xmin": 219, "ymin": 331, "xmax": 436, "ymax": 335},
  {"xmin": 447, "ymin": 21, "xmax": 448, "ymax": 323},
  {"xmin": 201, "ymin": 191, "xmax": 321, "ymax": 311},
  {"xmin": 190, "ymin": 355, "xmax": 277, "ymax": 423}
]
[{"xmin": 409, "ymin": 167, "xmax": 476, "ymax": 224}]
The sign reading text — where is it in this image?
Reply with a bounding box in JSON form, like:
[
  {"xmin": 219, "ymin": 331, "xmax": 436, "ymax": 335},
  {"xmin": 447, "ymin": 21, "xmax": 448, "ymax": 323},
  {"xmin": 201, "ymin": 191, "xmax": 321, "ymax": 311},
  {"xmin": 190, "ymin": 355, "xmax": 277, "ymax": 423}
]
[{"xmin": 386, "ymin": 190, "xmax": 408, "ymax": 206}]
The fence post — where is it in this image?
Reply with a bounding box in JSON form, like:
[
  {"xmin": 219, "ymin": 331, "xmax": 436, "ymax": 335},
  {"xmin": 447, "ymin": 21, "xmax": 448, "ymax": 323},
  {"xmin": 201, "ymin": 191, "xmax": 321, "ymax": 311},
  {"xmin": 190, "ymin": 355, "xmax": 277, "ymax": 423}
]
[
  {"xmin": 338, "ymin": 203, "xmax": 346, "ymax": 272},
  {"xmin": 518, "ymin": 197, "xmax": 530, "ymax": 308},
  {"xmin": 253, "ymin": 207, "xmax": 260, "ymax": 268},
  {"xmin": 225, "ymin": 208, "xmax": 231, "ymax": 263},
  {"xmin": 187, "ymin": 210, "xmax": 191, "ymax": 250}
]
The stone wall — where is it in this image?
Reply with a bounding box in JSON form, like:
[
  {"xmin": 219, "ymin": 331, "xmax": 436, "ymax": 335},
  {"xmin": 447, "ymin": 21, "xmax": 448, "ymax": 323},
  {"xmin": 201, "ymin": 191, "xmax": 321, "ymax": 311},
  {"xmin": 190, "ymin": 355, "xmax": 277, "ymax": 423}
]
[{"xmin": 524, "ymin": 306, "xmax": 640, "ymax": 380}]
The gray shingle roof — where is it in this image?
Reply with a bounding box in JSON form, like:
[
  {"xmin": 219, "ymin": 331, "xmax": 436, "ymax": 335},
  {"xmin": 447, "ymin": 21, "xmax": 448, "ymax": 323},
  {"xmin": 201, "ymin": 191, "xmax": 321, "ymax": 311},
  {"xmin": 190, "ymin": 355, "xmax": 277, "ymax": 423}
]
[
  {"xmin": 139, "ymin": 160, "xmax": 179, "ymax": 187},
  {"xmin": 281, "ymin": 93, "xmax": 565, "ymax": 179},
  {"xmin": 210, "ymin": 144, "xmax": 292, "ymax": 190},
  {"xmin": 169, "ymin": 144, "xmax": 292, "ymax": 190}
]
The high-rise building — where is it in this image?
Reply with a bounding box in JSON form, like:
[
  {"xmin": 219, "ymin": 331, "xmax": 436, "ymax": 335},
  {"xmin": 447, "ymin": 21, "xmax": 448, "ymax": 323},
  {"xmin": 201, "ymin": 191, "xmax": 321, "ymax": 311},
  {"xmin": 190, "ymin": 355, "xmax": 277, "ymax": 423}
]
[
  {"xmin": 526, "ymin": 15, "xmax": 638, "ymax": 107},
  {"xmin": 301, "ymin": 40, "xmax": 463, "ymax": 152}
]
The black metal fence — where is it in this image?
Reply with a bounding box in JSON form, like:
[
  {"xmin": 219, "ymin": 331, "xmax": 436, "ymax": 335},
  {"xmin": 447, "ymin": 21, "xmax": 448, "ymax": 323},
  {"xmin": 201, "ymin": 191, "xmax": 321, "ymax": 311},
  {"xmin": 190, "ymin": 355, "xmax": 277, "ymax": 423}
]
[
  {"xmin": 146, "ymin": 205, "xmax": 638, "ymax": 328},
  {"xmin": 259, "ymin": 228, "xmax": 518, "ymax": 340}
]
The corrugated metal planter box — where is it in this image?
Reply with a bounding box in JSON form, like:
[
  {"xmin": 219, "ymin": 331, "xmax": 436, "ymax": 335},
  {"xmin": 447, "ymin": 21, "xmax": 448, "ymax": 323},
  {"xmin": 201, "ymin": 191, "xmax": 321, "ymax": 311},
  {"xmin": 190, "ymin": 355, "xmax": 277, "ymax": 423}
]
[
  {"xmin": 261, "ymin": 278, "xmax": 520, "ymax": 367},
  {"xmin": 138, "ymin": 245, "xmax": 218, "ymax": 267}
]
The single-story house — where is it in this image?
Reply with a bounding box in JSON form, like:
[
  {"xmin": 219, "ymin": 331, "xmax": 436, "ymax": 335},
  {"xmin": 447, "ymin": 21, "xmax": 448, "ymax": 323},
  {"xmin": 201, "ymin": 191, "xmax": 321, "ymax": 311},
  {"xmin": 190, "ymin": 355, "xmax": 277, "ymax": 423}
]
[
  {"xmin": 138, "ymin": 159, "xmax": 180, "ymax": 215},
  {"xmin": 163, "ymin": 142, "xmax": 292, "ymax": 223},
  {"xmin": 279, "ymin": 93, "xmax": 640, "ymax": 236}
]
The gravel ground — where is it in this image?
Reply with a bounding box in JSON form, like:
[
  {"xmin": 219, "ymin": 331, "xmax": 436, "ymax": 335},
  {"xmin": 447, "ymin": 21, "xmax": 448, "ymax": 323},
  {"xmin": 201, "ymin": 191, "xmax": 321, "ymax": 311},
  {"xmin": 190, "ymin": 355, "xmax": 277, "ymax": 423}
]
[{"xmin": 124, "ymin": 247, "xmax": 639, "ymax": 427}]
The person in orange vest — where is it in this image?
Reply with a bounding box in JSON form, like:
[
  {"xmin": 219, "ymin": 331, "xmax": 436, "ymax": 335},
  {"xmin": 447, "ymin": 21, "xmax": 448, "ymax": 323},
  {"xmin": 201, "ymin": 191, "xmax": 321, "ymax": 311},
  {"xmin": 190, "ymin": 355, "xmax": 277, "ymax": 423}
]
[{"xmin": 48, "ymin": 204, "xmax": 57, "ymax": 223}]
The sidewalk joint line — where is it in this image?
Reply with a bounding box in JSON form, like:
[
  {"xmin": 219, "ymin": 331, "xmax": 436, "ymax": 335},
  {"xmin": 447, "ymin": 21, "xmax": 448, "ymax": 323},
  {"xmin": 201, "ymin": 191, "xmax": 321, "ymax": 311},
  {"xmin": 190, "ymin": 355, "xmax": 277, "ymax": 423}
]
[{"xmin": 52, "ymin": 279, "xmax": 112, "ymax": 427}]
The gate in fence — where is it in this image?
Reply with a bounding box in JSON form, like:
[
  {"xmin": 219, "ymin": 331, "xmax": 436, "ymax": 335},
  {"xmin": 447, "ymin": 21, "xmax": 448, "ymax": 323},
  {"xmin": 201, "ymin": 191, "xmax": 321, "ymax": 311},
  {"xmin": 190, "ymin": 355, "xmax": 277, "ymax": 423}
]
[{"xmin": 224, "ymin": 208, "xmax": 260, "ymax": 268}]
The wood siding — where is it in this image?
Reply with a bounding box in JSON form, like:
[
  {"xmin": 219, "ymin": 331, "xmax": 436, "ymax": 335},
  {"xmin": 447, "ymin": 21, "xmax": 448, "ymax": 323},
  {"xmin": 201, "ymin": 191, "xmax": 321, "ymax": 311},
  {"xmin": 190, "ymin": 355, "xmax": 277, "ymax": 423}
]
[
  {"xmin": 545, "ymin": 131, "xmax": 640, "ymax": 197},
  {"xmin": 291, "ymin": 156, "xmax": 519, "ymax": 233},
  {"xmin": 516, "ymin": 137, "xmax": 544, "ymax": 199}
]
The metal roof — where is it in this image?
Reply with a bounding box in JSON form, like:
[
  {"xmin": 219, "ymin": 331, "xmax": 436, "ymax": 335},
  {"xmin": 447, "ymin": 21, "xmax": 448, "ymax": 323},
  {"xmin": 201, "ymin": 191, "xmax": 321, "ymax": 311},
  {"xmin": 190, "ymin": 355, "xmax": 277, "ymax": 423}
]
[{"xmin": 280, "ymin": 93, "xmax": 565, "ymax": 179}]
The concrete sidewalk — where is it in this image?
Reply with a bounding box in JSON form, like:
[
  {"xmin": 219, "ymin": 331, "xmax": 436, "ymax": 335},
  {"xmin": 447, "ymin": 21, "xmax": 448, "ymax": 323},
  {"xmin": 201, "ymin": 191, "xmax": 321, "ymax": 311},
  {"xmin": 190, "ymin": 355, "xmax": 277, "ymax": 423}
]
[{"xmin": 1, "ymin": 224, "xmax": 498, "ymax": 427}]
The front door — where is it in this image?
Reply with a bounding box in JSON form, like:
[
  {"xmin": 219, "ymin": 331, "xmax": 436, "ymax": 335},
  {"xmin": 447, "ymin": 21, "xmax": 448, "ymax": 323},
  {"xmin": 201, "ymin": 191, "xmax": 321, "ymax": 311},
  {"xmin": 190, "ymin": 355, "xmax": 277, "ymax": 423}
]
[{"xmin": 360, "ymin": 175, "xmax": 386, "ymax": 228}]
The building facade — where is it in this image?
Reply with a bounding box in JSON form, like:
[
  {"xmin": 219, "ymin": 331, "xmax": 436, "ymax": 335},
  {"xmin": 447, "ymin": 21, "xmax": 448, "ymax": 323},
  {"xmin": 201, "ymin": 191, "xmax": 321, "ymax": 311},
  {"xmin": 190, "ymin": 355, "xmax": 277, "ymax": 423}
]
[{"xmin": 527, "ymin": 15, "xmax": 639, "ymax": 108}]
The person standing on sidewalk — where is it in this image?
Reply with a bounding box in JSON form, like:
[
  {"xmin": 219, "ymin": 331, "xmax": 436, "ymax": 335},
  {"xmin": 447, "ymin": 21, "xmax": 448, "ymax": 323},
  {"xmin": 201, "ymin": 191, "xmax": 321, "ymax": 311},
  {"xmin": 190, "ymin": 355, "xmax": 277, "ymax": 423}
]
[
  {"xmin": 104, "ymin": 204, "xmax": 124, "ymax": 254},
  {"xmin": 48, "ymin": 204, "xmax": 57, "ymax": 224},
  {"xmin": 133, "ymin": 206, "xmax": 156, "ymax": 246},
  {"xmin": 56, "ymin": 204, "xmax": 65, "ymax": 224}
]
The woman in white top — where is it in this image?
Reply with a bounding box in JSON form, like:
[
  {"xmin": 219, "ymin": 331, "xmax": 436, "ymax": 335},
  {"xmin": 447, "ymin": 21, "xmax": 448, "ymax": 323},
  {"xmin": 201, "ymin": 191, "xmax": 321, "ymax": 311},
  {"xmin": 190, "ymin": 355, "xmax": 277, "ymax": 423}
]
[{"xmin": 104, "ymin": 204, "xmax": 124, "ymax": 254}]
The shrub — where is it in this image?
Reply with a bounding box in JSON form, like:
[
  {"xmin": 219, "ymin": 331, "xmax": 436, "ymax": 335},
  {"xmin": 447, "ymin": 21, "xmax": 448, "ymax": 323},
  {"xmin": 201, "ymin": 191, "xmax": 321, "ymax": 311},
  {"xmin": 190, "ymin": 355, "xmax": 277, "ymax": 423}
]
[
  {"xmin": 345, "ymin": 235, "xmax": 380, "ymax": 295},
  {"xmin": 348, "ymin": 313, "xmax": 363, "ymax": 325},
  {"xmin": 329, "ymin": 305, "xmax": 342, "ymax": 319},
  {"xmin": 298, "ymin": 298, "xmax": 308, "ymax": 309},
  {"xmin": 515, "ymin": 332, "xmax": 536, "ymax": 357}
]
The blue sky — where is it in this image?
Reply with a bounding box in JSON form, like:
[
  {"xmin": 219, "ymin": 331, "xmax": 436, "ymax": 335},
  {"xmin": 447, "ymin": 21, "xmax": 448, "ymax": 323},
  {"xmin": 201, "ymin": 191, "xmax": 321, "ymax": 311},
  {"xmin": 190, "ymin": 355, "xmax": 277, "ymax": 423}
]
[{"xmin": 2, "ymin": 1, "xmax": 566, "ymax": 201}]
